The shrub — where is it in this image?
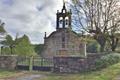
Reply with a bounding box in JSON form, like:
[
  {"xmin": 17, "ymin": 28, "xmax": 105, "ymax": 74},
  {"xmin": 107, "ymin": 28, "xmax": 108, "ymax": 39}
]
[
  {"xmin": 87, "ymin": 41, "xmax": 100, "ymax": 53},
  {"xmin": 95, "ymin": 53, "xmax": 120, "ymax": 69}
]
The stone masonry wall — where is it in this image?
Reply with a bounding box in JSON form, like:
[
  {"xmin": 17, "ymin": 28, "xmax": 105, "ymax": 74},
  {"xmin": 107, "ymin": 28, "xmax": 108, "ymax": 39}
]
[
  {"xmin": 0, "ymin": 55, "xmax": 17, "ymax": 70},
  {"xmin": 53, "ymin": 54, "xmax": 104, "ymax": 73},
  {"xmin": 42, "ymin": 29, "xmax": 85, "ymax": 59}
]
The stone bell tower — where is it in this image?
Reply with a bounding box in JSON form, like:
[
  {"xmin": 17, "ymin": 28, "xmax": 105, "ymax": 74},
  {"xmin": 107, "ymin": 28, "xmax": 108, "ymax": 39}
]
[{"xmin": 56, "ymin": 1, "xmax": 72, "ymax": 30}]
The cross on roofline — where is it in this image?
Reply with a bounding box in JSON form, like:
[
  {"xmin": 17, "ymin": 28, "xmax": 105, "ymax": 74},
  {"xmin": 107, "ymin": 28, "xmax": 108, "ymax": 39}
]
[
  {"xmin": 63, "ymin": 0, "xmax": 65, "ymax": 3},
  {"xmin": 63, "ymin": 0, "xmax": 66, "ymax": 4}
]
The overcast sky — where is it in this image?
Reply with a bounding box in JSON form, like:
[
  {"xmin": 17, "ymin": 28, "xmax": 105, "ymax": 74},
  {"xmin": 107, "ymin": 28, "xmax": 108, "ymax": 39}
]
[{"xmin": 0, "ymin": 0, "xmax": 70, "ymax": 44}]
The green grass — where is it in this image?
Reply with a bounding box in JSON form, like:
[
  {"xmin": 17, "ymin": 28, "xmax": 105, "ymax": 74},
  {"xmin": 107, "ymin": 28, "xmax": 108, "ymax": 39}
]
[
  {"xmin": 0, "ymin": 69, "xmax": 18, "ymax": 78},
  {"xmin": 40, "ymin": 62, "xmax": 120, "ymax": 80}
]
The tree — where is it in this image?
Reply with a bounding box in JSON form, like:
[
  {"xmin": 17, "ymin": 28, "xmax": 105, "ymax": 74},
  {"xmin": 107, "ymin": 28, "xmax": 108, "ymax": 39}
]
[
  {"xmin": 0, "ymin": 22, "xmax": 6, "ymax": 33},
  {"xmin": 85, "ymin": 36, "xmax": 100, "ymax": 53},
  {"xmin": 1, "ymin": 35, "xmax": 14, "ymax": 46},
  {"xmin": 108, "ymin": 33, "xmax": 119, "ymax": 51},
  {"xmin": 1, "ymin": 35, "xmax": 15, "ymax": 54},
  {"xmin": 0, "ymin": 20, "xmax": 7, "ymax": 54},
  {"xmin": 71, "ymin": 0, "xmax": 120, "ymax": 52},
  {"xmin": 107, "ymin": 17, "xmax": 120, "ymax": 51},
  {"xmin": 0, "ymin": 20, "xmax": 6, "ymax": 43},
  {"xmin": 33, "ymin": 44, "xmax": 44, "ymax": 55},
  {"xmin": 14, "ymin": 34, "xmax": 36, "ymax": 56}
]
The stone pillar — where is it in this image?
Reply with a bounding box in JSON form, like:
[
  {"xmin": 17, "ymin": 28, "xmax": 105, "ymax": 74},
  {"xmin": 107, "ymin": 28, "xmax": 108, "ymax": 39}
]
[{"xmin": 79, "ymin": 42, "xmax": 87, "ymax": 57}]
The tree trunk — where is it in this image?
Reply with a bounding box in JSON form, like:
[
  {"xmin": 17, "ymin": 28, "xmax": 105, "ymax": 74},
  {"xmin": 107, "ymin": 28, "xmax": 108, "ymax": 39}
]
[
  {"xmin": 94, "ymin": 34, "xmax": 106, "ymax": 52},
  {"xmin": 111, "ymin": 46, "xmax": 115, "ymax": 51},
  {"xmin": 100, "ymin": 44, "xmax": 105, "ymax": 52},
  {"xmin": 10, "ymin": 46, "xmax": 13, "ymax": 54},
  {"xmin": 110, "ymin": 37, "xmax": 119, "ymax": 52}
]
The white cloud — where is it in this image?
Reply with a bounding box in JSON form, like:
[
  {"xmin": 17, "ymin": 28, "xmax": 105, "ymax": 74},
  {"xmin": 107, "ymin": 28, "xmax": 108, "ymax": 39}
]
[{"xmin": 0, "ymin": 0, "xmax": 70, "ymax": 44}]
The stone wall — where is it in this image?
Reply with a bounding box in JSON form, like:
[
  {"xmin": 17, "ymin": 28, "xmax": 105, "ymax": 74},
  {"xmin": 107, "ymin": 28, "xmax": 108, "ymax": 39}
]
[
  {"xmin": 0, "ymin": 55, "xmax": 17, "ymax": 70},
  {"xmin": 42, "ymin": 29, "xmax": 86, "ymax": 59},
  {"xmin": 53, "ymin": 54, "xmax": 104, "ymax": 73}
]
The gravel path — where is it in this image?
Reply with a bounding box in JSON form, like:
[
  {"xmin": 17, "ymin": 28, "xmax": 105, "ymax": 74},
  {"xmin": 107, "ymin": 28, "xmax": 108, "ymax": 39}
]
[
  {"xmin": 15, "ymin": 74, "xmax": 43, "ymax": 80},
  {"xmin": 0, "ymin": 73, "xmax": 45, "ymax": 80},
  {"xmin": 115, "ymin": 77, "xmax": 120, "ymax": 80}
]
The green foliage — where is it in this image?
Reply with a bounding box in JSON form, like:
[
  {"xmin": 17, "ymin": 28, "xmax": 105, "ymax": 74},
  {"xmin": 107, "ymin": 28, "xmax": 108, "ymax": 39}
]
[
  {"xmin": 0, "ymin": 21, "xmax": 37, "ymax": 56},
  {"xmin": 0, "ymin": 35, "xmax": 14, "ymax": 54},
  {"xmin": 0, "ymin": 22, "xmax": 6, "ymax": 44},
  {"xmin": 33, "ymin": 44, "xmax": 44, "ymax": 55},
  {"xmin": 95, "ymin": 53, "xmax": 120, "ymax": 69},
  {"xmin": 0, "ymin": 69, "xmax": 18, "ymax": 78},
  {"xmin": 87, "ymin": 41, "xmax": 100, "ymax": 53},
  {"xmin": 0, "ymin": 24, "xmax": 6, "ymax": 33},
  {"xmin": 1, "ymin": 34, "xmax": 37, "ymax": 56},
  {"xmin": 1, "ymin": 35, "xmax": 14, "ymax": 46},
  {"xmin": 14, "ymin": 35, "xmax": 37, "ymax": 56},
  {"xmin": 2, "ymin": 47, "xmax": 11, "ymax": 55}
]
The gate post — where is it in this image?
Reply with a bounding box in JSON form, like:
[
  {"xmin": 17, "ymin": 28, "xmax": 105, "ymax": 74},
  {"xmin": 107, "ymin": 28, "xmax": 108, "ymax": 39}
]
[
  {"xmin": 41, "ymin": 58, "xmax": 43, "ymax": 66},
  {"xmin": 29, "ymin": 56, "xmax": 33, "ymax": 72}
]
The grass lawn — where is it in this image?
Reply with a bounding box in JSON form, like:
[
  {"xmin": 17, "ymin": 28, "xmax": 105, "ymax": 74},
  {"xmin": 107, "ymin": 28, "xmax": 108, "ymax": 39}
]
[
  {"xmin": 0, "ymin": 69, "xmax": 25, "ymax": 79},
  {"xmin": 40, "ymin": 62, "xmax": 120, "ymax": 80},
  {"xmin": 0, "ymin": 70, "xmax": 16, "ymax": 78}
]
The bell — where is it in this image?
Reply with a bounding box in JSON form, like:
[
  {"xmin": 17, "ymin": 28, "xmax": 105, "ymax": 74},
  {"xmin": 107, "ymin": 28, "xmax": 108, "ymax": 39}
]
[
  {"xmin": 65, "ymin": 19, "xmax": 68, "ymax": 25},
  {"xmin": 60, "ymin": 20, "xmax": 63, "ymax": 23}
]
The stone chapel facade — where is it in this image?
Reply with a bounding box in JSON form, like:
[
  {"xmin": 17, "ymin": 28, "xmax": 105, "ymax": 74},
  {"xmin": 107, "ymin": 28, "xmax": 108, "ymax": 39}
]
[{"xmin": 42, "ymin": 3, "xmax": 86, "ymax": 59}]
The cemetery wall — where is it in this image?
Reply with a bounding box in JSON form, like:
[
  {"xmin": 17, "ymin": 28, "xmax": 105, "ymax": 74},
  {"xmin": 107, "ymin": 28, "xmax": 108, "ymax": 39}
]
[
  {"xmin": 53, "ymin": 54, "xmax": 104, "ymax": 73},
  {"xmin": 0, "ymin": 55, "xmax": 17, "ymax": 70}
]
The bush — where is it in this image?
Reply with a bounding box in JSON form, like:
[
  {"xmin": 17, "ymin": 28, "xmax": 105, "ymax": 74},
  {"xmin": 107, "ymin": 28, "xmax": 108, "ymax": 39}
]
[
  {"xmin": 87, "ymin": 41, "xmax": 100, "ymax": 53},
  {"xmin": 95, "ymin": 53, "xmax": 120, "ymax": 69}
]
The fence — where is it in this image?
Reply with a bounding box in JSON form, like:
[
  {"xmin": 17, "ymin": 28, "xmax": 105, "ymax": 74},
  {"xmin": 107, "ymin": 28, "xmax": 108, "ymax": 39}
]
[{"xmin": 16, "ymin": 56, "xmax": 53, "ymax": 71}]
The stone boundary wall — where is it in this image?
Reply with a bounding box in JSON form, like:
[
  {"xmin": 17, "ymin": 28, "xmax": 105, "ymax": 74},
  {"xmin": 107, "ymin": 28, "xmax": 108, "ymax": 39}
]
[
  {"xmin": 0, "ymin": 55, "xmax": 18, "ymax": 70},
  {"xmin": 53, "ymin": 54, "xmax": 105, "ymax": 73}
]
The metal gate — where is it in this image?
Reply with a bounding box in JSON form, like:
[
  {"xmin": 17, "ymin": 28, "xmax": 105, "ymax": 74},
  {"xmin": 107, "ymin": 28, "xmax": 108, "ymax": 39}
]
[{"xmin": 16, "ymin": 56, "xmax": 53, "ymax": 71}]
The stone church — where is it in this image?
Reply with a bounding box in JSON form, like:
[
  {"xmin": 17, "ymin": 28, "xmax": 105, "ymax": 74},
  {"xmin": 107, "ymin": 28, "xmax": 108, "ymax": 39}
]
[{"xmin": 42, "ymin": 2, "xmax": 86, "ymax": 59}]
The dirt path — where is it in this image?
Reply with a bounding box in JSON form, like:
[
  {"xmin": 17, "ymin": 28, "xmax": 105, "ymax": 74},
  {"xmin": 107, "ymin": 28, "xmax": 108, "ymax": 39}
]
[
  {"xmin": 10, "ymin": 74, "xmax": 43, "ymax": 80},
  {"xmin": 0, "ymin": 72, "xmax": 45, "ymax": 80},
  {"xmin": 115, "ymin": 77, "xmax": 120, "ymax": 80}
]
